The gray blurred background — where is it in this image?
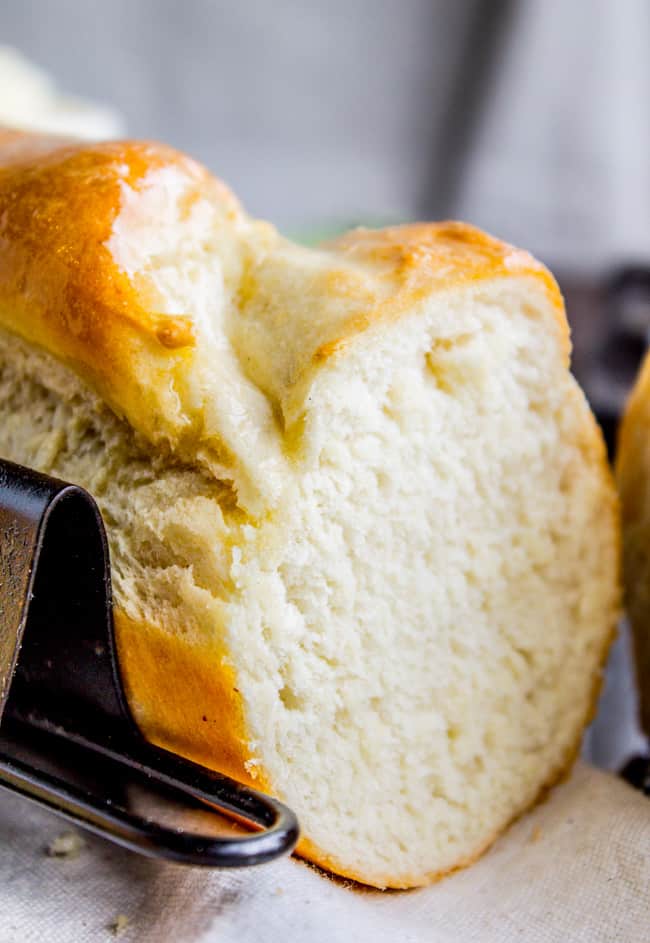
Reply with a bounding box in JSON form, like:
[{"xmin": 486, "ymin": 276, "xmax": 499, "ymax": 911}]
[
  {"xmin": 2, "ymin": 0, "xmax": 649, "ymax": 271},
  {"xmin": 1, "ymin": 0, "xmax": 649, "ymax": 767}
]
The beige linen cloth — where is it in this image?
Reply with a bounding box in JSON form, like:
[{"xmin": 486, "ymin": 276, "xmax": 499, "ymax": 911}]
[{"xmin": 0, "ymin": 763, "xmax": 648, "ymax": 942}]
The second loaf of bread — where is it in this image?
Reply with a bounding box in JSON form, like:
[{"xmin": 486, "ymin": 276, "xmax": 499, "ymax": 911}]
[{"xmin": 0, "ymin": 131, "xmax": 619, "ymax": 888}]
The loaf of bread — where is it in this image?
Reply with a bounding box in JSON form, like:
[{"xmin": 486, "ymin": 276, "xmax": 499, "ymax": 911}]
[
  {"xmin": 0, "ymin": 130, "xmax": 619, "ymax": 888},
  {"xmin": 617, "ymin": 360, "xmax": 650, "ymax": 734}
]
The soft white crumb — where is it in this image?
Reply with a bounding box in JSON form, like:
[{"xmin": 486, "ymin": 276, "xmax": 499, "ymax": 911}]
[{"xmin": 47, "ymin": 831, "xmax": 85, "ymax": 859}]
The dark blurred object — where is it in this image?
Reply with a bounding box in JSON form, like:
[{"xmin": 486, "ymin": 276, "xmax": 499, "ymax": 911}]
[
  {"xmin": 0, "ymin": 459, "xmax": 298, "ymax": 866},
  {"xmin": 561, "ymin": 267, "xmax": 650, "ymax": 457},
  {"xmin": 621, "ymin": 754, "xmax": 650, "ymax": 796},
  {"xmin": 422, "ymin": 0, "xmax": 515, "ymax": 218}
]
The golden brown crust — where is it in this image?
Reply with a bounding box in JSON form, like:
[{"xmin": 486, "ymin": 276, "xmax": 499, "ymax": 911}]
[
  {"xmin": 617, "ymin": 354, "xmax": 650, "ymax": 733},
  {"xmin": 113, "ymin": 609, "xmax": 267, "ymax": 790},
  {"xmin": 0, "ymin": 130, "xmax": 205, "ymax": 351},
  {"xmin": 315, "ymin": 223, "xmax": 569, "ymax": 363},
  {"xmin": 331, "ymin": 223, "xmax": 563, "ymax": 306},
  {"xmin": 0, "ymin": 129, "xmax": 241, "ymax": 456}
]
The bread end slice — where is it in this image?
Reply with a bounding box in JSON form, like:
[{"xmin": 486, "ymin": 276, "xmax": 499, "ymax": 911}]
[{"xmin": 0, "ymin": 133, "xmax": 619, "ymax": 887}]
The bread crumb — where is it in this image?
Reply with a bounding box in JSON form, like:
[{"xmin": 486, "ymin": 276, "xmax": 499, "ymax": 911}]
[
  {"xmin": 47, "ymin": 830, "xmax": 85, "ymax": 859},
  {"xmin": 110, "ymin": 914, "xmax": 129, "ymax": 936},
  {"xmin": 529, "ymin": 825, "xmax": 543, "ymax": 844},
  {"xmin": 274, "ymin": 886, "xmax": 284, "ymax": 896}
]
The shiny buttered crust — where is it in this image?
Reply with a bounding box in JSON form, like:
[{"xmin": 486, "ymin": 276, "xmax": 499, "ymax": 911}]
[
  {"xmin": 0, "ymin": 130, "xmax": 620, "ymax": 888},
  {"xmin": 0, "ymin": 130, "xmax": 564, "ymax": 480},
  {"xmin": 618, "ymin": 357, "xmax": 650, "ymax": 733}
]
